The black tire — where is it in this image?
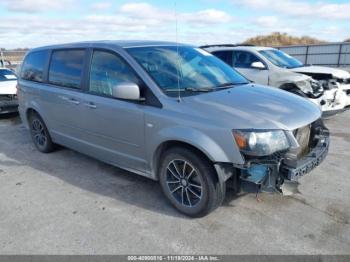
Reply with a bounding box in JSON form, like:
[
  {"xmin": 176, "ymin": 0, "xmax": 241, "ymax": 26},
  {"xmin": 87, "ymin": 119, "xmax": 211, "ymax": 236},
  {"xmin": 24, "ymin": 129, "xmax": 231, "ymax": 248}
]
[
  {"xmin": 29, "ymin": 112, "xmax": 55, "ymax": 153},
  {"xmin": 159, "ymin": 147, "xmax": 225, "ymax": 217}
]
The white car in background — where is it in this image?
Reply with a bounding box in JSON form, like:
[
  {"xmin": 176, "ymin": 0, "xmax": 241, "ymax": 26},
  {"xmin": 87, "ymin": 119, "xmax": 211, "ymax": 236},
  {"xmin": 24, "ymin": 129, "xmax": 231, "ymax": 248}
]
[
  {"xmin": 202, "ymin": 44, "xmax": 350, "ymax": 116},
  {"xmin": 0, "ymin": 68, "xmax": 18, "ymax": 114}
]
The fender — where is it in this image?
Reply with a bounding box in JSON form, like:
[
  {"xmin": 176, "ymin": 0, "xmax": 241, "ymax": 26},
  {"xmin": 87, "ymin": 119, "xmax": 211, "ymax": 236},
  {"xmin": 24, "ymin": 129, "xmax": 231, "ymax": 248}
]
[{"xmin": 148, "ymin": 126, "xmax": 245, "ymax": 178}]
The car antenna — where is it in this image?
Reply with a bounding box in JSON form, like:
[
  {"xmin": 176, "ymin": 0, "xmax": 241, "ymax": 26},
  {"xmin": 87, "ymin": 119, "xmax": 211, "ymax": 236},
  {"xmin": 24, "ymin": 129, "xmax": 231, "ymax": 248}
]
[{"xmin": 174, "ymin": 1, "xmax": 181, "ymax": 102}]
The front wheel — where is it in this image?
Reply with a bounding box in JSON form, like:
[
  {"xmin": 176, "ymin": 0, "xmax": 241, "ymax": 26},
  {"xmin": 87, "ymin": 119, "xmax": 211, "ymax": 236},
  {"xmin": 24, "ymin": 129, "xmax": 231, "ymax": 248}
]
[{"xmin": 159, "ymin": 147, "xmax": 225, "ymax": 217}]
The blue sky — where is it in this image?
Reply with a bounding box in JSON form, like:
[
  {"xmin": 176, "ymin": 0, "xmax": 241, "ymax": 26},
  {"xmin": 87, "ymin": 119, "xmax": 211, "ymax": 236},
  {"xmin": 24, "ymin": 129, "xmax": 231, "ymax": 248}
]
[{"xmin": 0, "ymin": 0, "xmax": 349, "ymax": 48}]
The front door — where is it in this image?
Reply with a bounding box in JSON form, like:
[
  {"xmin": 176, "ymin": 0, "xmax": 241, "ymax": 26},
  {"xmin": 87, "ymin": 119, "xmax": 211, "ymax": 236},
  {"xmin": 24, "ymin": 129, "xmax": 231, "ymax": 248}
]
[
  {"xmin": 75, "ymin": 49, "xmax": 146, "ymax": 172},
  {"xmin": 232, "ymin": 50, "xmax": 269, "ymax": 85}
]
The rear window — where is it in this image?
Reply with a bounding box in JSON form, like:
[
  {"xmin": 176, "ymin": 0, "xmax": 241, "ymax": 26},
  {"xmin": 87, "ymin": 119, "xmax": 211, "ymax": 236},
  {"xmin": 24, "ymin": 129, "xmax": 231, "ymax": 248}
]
[
  {"xmin": 48, "ymin": 49, "xmax": 85, "ymax": 89},
  {"xmin": 0, "ymin": 69, "xmax": 17, "ymax": 81},
  {"xmin": 20, "ymin": 50, "xmax": 48, "ymax": 82}
]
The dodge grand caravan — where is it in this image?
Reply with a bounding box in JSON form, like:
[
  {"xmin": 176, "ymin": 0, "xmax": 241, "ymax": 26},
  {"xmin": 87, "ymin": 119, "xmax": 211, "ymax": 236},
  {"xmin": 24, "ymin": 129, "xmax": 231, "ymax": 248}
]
[{"xmin": 18, "ymin": 41, "xmax": 330, "ymax": 217}]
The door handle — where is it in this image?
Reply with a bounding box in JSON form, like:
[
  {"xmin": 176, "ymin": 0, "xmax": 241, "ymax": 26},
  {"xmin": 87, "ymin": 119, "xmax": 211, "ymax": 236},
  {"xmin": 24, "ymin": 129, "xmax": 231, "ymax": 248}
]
[
  {"xmin": 84, "ymin": 102, "xmax": 97, "ymax": 109},
  {"xmin": 59, "ymin": 96, "xmax": 80, "ymax": 105},
  {"xmin": 68, "ymin": 99, "xmax": 80, "ymax": 105}
]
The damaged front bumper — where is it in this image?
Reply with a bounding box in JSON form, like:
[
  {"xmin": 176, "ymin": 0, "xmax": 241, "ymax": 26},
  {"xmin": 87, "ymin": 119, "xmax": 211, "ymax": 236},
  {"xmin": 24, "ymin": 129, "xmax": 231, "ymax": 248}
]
[
  {"xmin": 0, "ymin": 96, "xmax": 18, "ymax": 114},
  {"xmin": 339, "ymin": 83, "xmax": 350, "ymax": 107},
  {"xmin": 309, "ymin": 87, "xmax": 349, "ymax": 116},
  {"xmin": 280, "ymin": 131, "xmax": 329, "ymax": 181},
  {"xmin": 236, "ymin": 121, "xmax": 330, "ymax": 194}
]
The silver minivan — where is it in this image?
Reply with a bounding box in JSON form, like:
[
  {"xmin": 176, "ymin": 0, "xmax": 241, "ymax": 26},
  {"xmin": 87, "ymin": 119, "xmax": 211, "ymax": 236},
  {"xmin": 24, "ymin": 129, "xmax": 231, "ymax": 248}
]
[{"xmin": 18, "ymin": 41, "xmax": 329, "ymax": 217}]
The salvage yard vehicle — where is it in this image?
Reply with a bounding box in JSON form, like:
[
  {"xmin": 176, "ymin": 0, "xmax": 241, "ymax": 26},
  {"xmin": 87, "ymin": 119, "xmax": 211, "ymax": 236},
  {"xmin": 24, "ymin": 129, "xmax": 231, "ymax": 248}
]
[
  {"xmin": 18, "ymin": 41, "xmax": 329, "ymax": 217},
  {"xmin": 202, "ymin": 44, "xmax": 350, "ymax": 116},
  {"xmin": 0, "ymin": 68, "xmax": 18, "ymax": 114}
]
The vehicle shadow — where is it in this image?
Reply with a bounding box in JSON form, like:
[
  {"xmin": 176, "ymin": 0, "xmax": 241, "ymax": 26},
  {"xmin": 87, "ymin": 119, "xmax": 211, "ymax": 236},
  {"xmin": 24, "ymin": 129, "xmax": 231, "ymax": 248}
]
[
  {"xmin": 0, "ymin": 115, "xmax": 240, "ymax": 218},
  {"xmin": 0, "ymin": 112, "xmax": 20, "ymax": 122}
]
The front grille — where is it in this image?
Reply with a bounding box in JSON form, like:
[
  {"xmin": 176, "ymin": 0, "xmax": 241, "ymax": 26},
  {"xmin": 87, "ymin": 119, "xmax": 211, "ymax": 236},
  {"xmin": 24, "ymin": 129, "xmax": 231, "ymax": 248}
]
[{"xmin": 294, "ymin": 125, "xmax": 311, "ymax": 158}]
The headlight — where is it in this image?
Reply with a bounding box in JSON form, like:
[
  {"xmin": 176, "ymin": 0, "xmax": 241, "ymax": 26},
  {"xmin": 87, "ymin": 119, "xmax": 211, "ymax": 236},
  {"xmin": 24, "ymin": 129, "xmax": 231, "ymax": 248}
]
[
  {"xmin": 295, "ymin": 80, "xmax": 314, "ymax": 94},
  {"xmin": 232, "ymin": 130, "xmax": 290, "ymax": 156}
]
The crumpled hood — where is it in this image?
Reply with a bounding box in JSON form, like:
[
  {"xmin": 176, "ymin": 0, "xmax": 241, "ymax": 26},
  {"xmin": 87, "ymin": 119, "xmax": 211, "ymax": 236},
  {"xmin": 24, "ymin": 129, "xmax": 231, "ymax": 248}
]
[
  {"xmin": 0, "ymin": 80, "xmax": 17, "ymax": 95},
  {"xmin": 184, "ymin": 84, "xmax": 321, "ymax": 131},
  {"xmin": 291, "ymin": 65, "xmax": 350, "ymax": 80}
]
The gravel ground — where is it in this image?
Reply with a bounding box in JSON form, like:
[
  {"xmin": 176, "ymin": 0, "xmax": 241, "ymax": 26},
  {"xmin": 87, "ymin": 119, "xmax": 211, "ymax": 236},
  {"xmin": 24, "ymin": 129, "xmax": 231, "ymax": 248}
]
[{"xmin": 0, "ymin": 111, "xmax": 349, "ymax": 255}]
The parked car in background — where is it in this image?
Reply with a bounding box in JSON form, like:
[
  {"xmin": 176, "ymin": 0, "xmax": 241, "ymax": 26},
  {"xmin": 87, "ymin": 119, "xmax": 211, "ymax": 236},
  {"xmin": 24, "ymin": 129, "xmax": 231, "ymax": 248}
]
[
  {"xmin": 202, "ymin": 44, "xmax": 350, "ymax": 116},
  {"xmin": 0, "ymin": 68, "xmax": 18, "ymax": 114},
  {"xmin": 18, "ymin": 41, "xmax": 329, "ymax": 217}
]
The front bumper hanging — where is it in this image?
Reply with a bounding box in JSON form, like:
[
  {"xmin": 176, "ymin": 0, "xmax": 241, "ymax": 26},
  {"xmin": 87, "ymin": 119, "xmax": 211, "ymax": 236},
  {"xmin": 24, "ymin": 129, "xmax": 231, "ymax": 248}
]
[{"xmin": 280, "ymin": 132, "xmax": 329, "ymax": 181}]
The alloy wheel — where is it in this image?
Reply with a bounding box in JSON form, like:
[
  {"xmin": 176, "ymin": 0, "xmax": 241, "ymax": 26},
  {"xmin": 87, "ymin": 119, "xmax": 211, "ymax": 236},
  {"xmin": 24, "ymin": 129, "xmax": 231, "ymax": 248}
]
[
  {"xmin": 166, "ymin": 159, "xmax": 203, "ymax": 207},
  {"xmin": 32, "ymin": 119, "xmax": 47, "ymax": 148}
]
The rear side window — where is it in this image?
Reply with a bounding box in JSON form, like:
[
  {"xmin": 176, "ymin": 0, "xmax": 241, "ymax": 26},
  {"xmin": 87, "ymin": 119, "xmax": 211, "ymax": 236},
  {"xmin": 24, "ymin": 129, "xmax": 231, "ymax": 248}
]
[
  {"xmin": 49, "ymin": 49, "xmax": 85, "ymax": 89},
  {"xmin": 21, "ymin": 50, "xmax": 48, "ymax": 82}
]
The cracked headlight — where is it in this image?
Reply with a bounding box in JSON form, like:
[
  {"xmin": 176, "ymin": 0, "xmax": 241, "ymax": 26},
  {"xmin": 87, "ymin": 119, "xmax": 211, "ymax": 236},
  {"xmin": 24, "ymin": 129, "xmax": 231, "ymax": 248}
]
[{"xmin": 232, "ymin": 130, "xmax": 290, "ymax": 156}]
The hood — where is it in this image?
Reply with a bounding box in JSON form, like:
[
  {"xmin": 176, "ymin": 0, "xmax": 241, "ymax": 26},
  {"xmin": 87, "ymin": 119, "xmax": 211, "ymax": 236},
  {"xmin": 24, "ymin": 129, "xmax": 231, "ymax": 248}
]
[
  {"xmin": 0, "ymin": 80, "xmax": 17, "ymax": 95},
  {"xmin": 184, "ymin": 84, "xmax": 321, "ymax": 131},
  {"xmin": 272, "ymin": 66, "xmax": 311, "ymax": 83},
  {"xmin": 291, "ymin": 65, "xmax": 350, "ymax": 80}
]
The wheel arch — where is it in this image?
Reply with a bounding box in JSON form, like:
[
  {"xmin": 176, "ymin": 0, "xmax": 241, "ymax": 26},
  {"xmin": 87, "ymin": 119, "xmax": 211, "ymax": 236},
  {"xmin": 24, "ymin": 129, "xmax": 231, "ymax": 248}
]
[
  {"xmin": 20, "ymin": 98, "xmax": 48, "ymax": 129},
  {"xmin": 279, "ymin": 83, "xmax": 308, "ymax": 97},
  {"xmin": 152, "ymin": 140, "xmax": 216, "ymax": 180}
]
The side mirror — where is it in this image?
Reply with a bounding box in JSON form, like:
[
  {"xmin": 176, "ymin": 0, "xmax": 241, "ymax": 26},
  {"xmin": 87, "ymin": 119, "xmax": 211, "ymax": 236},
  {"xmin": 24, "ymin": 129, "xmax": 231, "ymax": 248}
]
[
  {"xmin": 112, "ymin": 82, "xmax": 142, "ymax": 101},
  {"xmin": 251, "ymin": 61, "xmax": 266, "ymax": 70}
]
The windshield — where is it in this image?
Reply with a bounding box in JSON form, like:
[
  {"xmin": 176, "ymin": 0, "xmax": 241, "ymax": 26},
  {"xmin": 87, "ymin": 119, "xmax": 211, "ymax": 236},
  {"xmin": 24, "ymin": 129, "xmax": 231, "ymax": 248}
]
[
  {"xmin": 259, "ymin": 49, "xmax": 304, "ymax": 69},
  {"xmin": 126, "ymin": 46, "xmax": 249, "ymax": 96},
  {"xmin": 0, "ymin": 69, "xmax": 17, "ymax": 81}
]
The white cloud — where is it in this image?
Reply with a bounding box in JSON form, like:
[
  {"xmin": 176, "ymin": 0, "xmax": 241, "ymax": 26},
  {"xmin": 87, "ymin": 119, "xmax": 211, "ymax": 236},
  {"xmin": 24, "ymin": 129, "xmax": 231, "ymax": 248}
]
[
  {"xmin": 118, "ymin": 2, "xmax": 232, "ymax": 24},
  {"xmin": 0, "ymin": 2, "xmax": 233, "ymax": 48},
  {"xmin": 0, "ymin": 0, "xmax": 76, "ymax": 13},
  {"xmin": 0, "ymin": 1, "xmax": 348, "ymax": 49},
  {"xmin": 255, "ymin": 16, "xmax": 279, "ymax": 27},
  {"xmin": 90, "ymin": 2, "xmax": 112, "ymax": 12},
  {"xmin": 232, "ymin": 0, "xmax": 350, "ymax": 20}
]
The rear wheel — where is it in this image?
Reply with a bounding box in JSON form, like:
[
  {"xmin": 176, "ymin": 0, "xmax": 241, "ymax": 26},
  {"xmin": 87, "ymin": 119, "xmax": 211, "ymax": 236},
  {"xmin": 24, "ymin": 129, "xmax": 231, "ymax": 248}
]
[
  {"xmin": 159, "ymin": 147, "xmax": 225, "ymax": 217},
  {"xmin": 29, "ymin": 113, "xmax": 55, "ymax": 153}
]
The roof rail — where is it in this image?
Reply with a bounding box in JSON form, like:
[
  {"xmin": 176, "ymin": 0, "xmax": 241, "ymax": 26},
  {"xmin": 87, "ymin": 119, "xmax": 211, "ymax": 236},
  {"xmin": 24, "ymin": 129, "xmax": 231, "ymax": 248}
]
[
  {"xmin": 200, "ymin": 44, "xmax": 255, "ymax": 48},
  {"xmin": 200, "ymin": 44, "xmax": 236, "ymax": 48}
]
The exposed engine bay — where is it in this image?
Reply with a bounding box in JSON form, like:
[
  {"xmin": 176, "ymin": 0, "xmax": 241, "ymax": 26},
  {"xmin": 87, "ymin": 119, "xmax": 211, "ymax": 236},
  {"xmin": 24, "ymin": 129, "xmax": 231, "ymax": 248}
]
[{"xmin": 294, "ymin": 70, "xmax": 350, "ymax": 115}]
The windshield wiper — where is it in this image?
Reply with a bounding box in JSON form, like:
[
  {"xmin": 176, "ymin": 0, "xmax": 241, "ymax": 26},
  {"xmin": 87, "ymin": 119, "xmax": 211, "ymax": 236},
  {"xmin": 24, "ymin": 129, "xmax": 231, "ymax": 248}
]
[
  {"xmin": 184, "ymin": 87, "xmax": 213, "ymax": 92},
  {"xmin": 163, "ymin": 88, "xmax": 213, "ymax": 93},
  {"xmin": 215, "ymin": 82, "xmax": 249, "ymax": 89}
]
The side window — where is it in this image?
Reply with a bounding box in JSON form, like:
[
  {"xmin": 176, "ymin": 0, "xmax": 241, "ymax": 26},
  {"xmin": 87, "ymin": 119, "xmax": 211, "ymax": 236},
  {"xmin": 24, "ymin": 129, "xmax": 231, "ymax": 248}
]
[
  {"xmin": 89, "ymin": 50, "xmax": 140, "ymax": 97},
  {"xmin": 48, "ymin": 49, "xmax": 85, "ymax": 89},
  {"xmin": 232, "ymin": 51, "xmax": 263, "ymax": 68},
  {"xmin": 21, "ymin": 50, "xmax": 48, "ymax": 82},
  {"xmin": 212, "ymin": 50, "xmax": 232, "ymax": 66}
]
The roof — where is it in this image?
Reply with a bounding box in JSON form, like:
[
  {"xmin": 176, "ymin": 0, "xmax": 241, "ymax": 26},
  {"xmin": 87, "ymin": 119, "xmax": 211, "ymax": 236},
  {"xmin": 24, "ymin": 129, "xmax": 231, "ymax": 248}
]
[
  {"xmin": 201, "ymin": 45, "xmax": 275, "ymax": 52},
  {"xmin": 29, "ymin": 40, "xmax": 189, "ymax": 52}
]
